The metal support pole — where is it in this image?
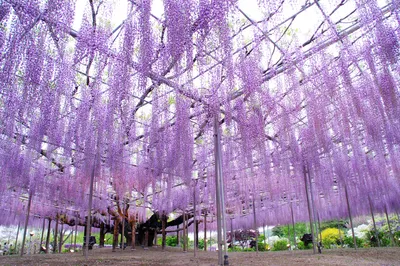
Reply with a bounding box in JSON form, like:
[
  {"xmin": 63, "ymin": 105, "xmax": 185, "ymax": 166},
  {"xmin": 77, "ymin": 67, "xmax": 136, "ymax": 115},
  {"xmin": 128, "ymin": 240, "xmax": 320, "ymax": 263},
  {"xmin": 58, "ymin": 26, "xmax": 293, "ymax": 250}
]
[
  {"xmin": 131, "ymin": 220, "xmax": 136, "ymax": 250},
  {"xmin": 338, "ymin": 221, "xmax": 343, "ymax": 247},
  {"xmin": 193, "ymin": 181, "xmax": 197, "ymax": 257},
  {"xmin": 54, "ymin": 216, "xmax": 59, "ymax": 253},
  {"xmin": 14, "ymin": 221, "xmax": 20, "ymax": 254},
  {"xmin": 74, "ymin": 216, "xmax": 78, "ymax": 251},
  {"xmin": 40, "ymin": 217, "xmax": 46, "ymax": 248},
  {"xmin": 368, "ymin": 197, "xmax": 380, "ymax": 247},
  {"xmin": 183, "ymin": 211, "xmax": 187, "ymax": 252},
  {"xmin": 84, "ymin": 154, "xmax": 96, "ymax": 258},
  {"xmin": 252, "ymin": 199, "xmax": 258, "ymax": 253},
  {"xmin": 344, "ymin": 184, "xmax": 357, "ymax": 250},
  {"xmin": 308, "ymin": 168, "xmax": 319, "ymax": 245},
  {"xmin": 204, "ymin": 214, "xmax": 207, "ymax": 251},
  {"xmin": 214, "ymin": 115, "xmax": 229, "ymax": 265},
  {"xmin": 302, "ymin": 164, "xmax": 316, "ymax": 254},
  {"xmin": 20, "ymin": 190, "xmax": 33, "ymax": 257},
  {"xmin": 263, "ymin": 224, "xmax": 266, "ymax": 246},
  {"xmin": 176, "ymin": 225, "xmax": 179, "ymax": 247},
  {"xmin": 317, "ymin": 213, "xmax": 322, "ymax": 253},
  {"xmin": 290, "ymin": 203, "xmax": 297, "ymax": 249},
  {"xmin": 121, "ymin": 202, "xmax": 125, "ymax": 250},
  {"xmin": 384, "ymin": 206, "xmax": 395, "ymax": 246},
  {"xmin": 230, "ymin": 218, "xmax": 234, "ymax": 248},
  {"xmin": 45, "ymin": 219, "xmax": 51, "ymax": 253},
  {"xmin": 58, "ymin": 223, "xmax": 64, "ymax": 253}
]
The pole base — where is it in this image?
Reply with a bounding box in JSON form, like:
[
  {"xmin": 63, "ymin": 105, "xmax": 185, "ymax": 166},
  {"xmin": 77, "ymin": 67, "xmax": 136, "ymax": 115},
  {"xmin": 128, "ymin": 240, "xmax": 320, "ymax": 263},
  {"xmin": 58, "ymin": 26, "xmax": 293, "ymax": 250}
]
[{"xmin": 224, "ymin": 255, "xmax": 229, "ymax": 265}]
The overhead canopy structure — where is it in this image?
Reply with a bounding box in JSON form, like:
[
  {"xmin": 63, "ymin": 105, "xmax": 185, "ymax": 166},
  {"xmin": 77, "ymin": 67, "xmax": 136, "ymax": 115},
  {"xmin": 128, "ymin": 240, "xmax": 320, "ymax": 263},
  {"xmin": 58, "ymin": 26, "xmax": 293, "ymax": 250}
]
[{"xmin": 0, "ymin": 0, "xmax": 399, "ymax": 236}]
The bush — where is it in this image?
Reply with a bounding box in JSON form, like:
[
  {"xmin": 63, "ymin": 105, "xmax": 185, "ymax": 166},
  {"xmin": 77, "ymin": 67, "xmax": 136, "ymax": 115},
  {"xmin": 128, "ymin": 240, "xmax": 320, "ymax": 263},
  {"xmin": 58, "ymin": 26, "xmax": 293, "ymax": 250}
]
[
  {"xmin": 321, "ymin": 228, "xmax": 343, "ymax": 249},
  {"xmin": 165, "ymin": 236, "xmax": 178, "ymax": 247},
  {"xmin": 344, "ymin": 236, "xmax": 364, "ymax": 248},
  {"xmin": 272, "ymin": 239, "xmax": 289, "ymax": 251},
  {"xmin": 256, "ymin": 241, "xmax": 270, "ymax": 251},
  {"xmin": 297, "ymin": 241, "xmax": 312, "ymax": 250},
  {"xmin": 198, "ymin": 239, "xmax": 205, "ymax": 250}
]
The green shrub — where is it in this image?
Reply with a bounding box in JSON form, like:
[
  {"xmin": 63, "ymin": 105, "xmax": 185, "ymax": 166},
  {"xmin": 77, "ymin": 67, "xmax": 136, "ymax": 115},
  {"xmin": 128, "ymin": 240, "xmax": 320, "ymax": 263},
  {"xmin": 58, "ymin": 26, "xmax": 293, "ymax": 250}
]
[
  {"xmin": 198, "ymin": 239, "xmax": 204, "ymax": 250},
  {"xmin": 256, "ymin": 242, "xmax": 270, "ymax": 251},
  {"xmin": 165, "ymin": 236, "xmax": 178, "ymax": 246},
  {"xmin": 297, "ymin": 241, "xmax": 312, "ymax": 250},
  {"xmin": 272, "ymin": 239, "xmax": 289, "ymax": 251},
  {"xmin": 344, "ymin": 236, "xmax": 364, "ymax": 248}
]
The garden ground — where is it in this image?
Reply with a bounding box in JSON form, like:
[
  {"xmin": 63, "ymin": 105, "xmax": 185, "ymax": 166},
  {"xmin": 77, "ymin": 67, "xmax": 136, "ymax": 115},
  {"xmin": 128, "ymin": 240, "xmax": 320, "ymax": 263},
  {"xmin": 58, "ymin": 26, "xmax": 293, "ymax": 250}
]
[{"xmin": 0, "ymin": 247, "xmax": 399, "ymax": 266}]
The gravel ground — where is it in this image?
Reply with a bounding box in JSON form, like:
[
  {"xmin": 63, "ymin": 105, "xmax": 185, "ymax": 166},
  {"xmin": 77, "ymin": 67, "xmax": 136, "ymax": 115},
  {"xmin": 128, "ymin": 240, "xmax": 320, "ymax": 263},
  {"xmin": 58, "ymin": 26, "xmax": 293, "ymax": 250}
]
[{"xmin": 0, "ymin": 246, "xmax": 399, "ymax": 266}]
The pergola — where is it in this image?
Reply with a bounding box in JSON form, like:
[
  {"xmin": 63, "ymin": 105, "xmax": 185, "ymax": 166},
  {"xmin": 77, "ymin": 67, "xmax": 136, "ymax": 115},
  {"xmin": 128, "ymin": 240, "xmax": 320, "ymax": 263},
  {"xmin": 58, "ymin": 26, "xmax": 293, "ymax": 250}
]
[{"xmin": 0, "ymin": 0, "xmax": 399, "ymax": 264}]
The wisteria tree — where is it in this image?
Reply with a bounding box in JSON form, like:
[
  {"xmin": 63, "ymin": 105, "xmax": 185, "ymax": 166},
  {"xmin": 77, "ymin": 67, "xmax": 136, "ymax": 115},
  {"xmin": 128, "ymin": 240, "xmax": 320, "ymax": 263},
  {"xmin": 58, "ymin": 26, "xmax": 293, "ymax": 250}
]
[{"xmin": 0, "ymin": 0, "xmax": 399, "ymax": 262}]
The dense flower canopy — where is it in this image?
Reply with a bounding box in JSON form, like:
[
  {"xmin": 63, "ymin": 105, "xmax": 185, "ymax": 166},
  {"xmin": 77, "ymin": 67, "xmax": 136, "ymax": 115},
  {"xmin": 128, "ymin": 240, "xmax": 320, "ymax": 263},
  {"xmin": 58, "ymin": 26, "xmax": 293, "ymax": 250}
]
[{"xmin": 0, "ymin": 0, "xmax": 399, "ymax": 231}]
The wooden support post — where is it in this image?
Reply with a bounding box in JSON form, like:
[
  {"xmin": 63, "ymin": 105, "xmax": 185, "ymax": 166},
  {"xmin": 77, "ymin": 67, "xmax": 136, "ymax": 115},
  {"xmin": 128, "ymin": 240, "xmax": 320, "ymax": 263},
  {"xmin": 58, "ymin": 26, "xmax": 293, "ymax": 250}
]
[
  {"xmin": 54, "ymin": 216, "xmax": 59, "ymax": 253},
  {"xmin": 99, "ymin": 222, "xmax": 105, "ymax": 248},
  {"xmin": 45, "ymin": 219, "xmax": 51, "ymax": 253},
  {"xmin": 40, "ymin": 218, "xmax": 46, "ymax": 248},
  {"xmin": 162, "ymin": 212, "xmax": 166, "ymax": 251},
  {"xmin": 338, "ymin": 221, "xmax": 343, "ymax": 247},
  {"xmin": 20, "ymin": 190, "xmax": 33, "ymax": 257},
  {"xmin": 344, "ymin": 184, "xmax": 357, "ymax": 250},
  {"xmin": 303, "ymin": 164, "xmax": 316, "ymax": 254},
  {"xmin": 131, "ymin": 220, "xmax": 136, "ymax": 250},
  {"xmin": 384, "ymin": 206, "xmax": 395, "ymax": 246},
  {"xmin": 204, "ymin": 214, "xmax": 207, "ymax": 251}
]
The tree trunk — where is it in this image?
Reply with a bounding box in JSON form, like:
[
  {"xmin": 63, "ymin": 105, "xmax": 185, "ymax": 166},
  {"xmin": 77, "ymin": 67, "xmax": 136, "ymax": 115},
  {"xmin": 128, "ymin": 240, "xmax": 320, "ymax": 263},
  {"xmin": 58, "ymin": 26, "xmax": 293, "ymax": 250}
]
[{"xmin": 112, "ymin": 219, "xmax": 119, "ymax": 252}]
